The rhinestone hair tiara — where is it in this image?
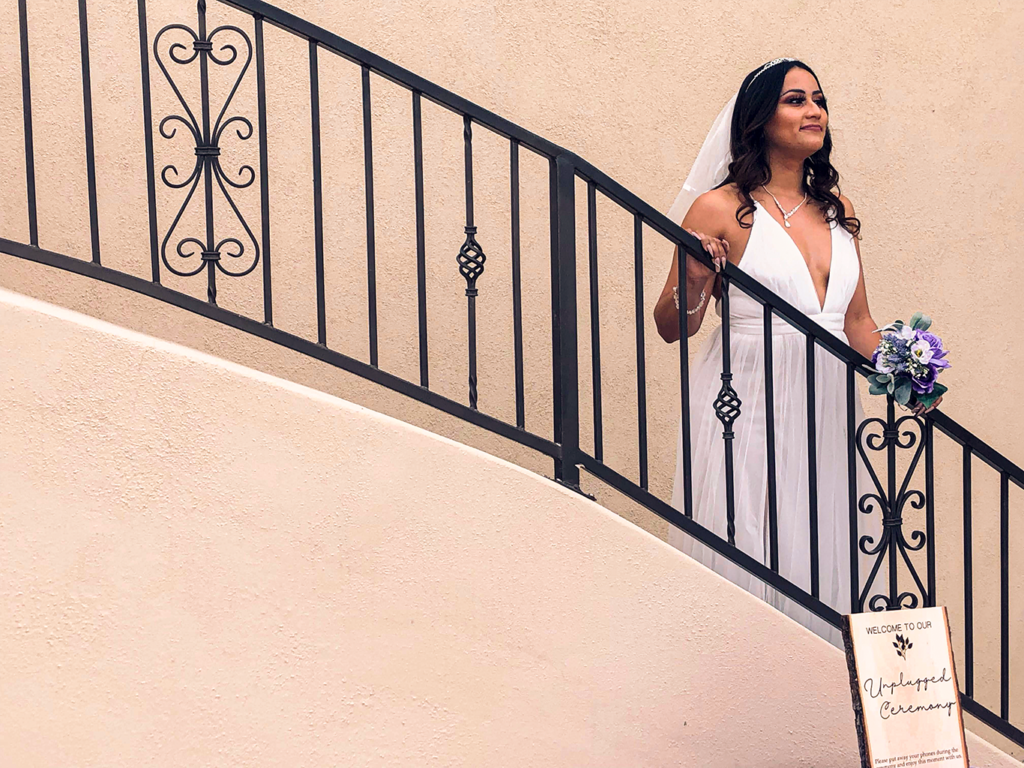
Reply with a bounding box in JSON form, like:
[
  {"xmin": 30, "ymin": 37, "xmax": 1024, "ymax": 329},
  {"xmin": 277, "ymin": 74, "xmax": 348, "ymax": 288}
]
[{"xmin": 749, "ymin": 57, "xmax": 797, "ymax": 86}]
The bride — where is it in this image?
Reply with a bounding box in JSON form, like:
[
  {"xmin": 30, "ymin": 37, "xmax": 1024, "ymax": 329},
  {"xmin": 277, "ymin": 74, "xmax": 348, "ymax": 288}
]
[{"xmin": 653, "ymin": 58, "xmax": 939, "ymax": 644}]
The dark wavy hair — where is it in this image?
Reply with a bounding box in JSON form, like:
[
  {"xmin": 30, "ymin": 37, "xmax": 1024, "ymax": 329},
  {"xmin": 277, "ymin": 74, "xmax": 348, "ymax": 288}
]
[{"xmin": 722, "ymin": 59, "xmax": 861, "ymax": 237}]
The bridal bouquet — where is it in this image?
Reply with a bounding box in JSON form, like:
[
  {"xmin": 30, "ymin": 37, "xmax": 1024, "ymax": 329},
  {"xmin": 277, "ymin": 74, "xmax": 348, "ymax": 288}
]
[{"xmin": 867, "ymin": 312, "xmax": 951, "ymax": 409}]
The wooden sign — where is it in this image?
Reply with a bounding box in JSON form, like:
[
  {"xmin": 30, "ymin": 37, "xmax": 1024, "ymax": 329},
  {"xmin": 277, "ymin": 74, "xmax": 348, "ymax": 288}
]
[{"xmin": 842, "ymin": 607, "xmax": 969, "ymax": 768}]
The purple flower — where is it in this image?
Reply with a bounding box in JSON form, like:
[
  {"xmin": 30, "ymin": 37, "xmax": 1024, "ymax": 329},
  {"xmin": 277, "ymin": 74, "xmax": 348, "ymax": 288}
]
[
  {"xmin": 886, "ymin": 336, "xmax": 911, "ymax": 373},
  {"xmin": 911, "ymin": 364, "xmax": 937, "ymax": 394},
  {"xmin": 917, "ymin": 330, "xmax": 951, "ymax": 369}
]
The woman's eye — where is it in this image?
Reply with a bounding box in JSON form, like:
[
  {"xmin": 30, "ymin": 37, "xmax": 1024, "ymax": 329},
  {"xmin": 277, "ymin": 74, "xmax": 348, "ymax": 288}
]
[{"xmin": 787, "ymin": 97, "xmax": 827, "ymax": 109}]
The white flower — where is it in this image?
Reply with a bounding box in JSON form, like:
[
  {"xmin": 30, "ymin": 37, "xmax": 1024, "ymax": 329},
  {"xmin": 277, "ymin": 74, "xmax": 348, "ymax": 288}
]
[
  {"xmin": 910, "ymin": 339, "xmax": 934, "ymax": 365},
  {"xmin": 899, "ymin": 325, "xmax": 916, "ymax": 342}
]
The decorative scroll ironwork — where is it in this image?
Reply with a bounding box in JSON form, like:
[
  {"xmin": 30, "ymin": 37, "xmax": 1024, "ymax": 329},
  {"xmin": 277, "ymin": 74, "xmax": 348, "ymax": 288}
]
[
  {"xmin": 459, "ymin": 115, "xmax": 486, "ymax": 410},
  {"xmin": 855, "ymin": 410, "xmax": 930, "ymax": 612},
  {"xmin": 457, "ymin": 226, "xmax": 486, "ymax": 285},
  {"xmin": 459, "ymin": 224, "xmax": 486, "ymax": 410},
  {"xmin": 154, "ymin": 0, "xmax": 258, "ymax": 304},
  {"xmin": 714, "ymin": 370, "xmax": 741, "ymax": 544},
  {"xmin": 713, "ymin": 374, "xmax": 741, "ymax": 434}
]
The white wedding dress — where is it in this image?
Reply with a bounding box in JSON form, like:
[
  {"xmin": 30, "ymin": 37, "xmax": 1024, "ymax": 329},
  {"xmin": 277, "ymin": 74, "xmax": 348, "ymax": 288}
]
[{"xmin": 668, "ymin": 201, "xmax": 876, "ymax": 646}]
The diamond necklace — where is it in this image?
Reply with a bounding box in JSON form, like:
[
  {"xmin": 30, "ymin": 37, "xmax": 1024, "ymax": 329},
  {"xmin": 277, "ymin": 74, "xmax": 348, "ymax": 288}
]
[{"xmin": 761, "ymin": 184, "xmax": 808, "ymax": 228}]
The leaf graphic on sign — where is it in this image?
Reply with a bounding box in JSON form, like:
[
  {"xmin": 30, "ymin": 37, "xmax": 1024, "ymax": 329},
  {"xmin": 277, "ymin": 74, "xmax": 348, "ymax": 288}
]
[{"xmin": 893, "ymin": 633, "xmax": 912, "ymax": 661}]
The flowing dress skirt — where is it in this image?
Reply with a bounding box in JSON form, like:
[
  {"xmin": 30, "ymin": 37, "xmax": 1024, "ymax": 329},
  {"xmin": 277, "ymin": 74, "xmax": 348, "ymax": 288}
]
[{"xmin": 668, "ymin": 316, "xmax": 877, "ymax": 646}]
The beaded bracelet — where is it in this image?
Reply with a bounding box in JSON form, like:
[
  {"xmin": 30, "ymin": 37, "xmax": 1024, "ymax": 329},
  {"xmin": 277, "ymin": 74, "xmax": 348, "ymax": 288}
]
[{"xmin": 673, "ymin": 285, "xmax": 707, "ymax": 316}]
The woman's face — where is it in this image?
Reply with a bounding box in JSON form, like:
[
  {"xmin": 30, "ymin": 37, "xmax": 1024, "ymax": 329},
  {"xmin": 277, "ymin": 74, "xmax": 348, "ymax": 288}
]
[{"xmin": 764, "ymin": 66, "xmax": 828, "ymax": 157}]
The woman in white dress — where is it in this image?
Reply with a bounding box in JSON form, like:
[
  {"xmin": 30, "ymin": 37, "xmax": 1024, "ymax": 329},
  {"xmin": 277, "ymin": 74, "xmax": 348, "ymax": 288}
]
[{"xmin": 653, "ymin": 59, "xmax": 940, "ymax": 644}]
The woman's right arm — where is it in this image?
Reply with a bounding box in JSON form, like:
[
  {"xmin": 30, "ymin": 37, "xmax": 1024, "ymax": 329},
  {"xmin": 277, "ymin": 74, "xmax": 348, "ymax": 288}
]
[{"xmin": 654, "ymin": 194, "xmax": 730, "ymax": 343}]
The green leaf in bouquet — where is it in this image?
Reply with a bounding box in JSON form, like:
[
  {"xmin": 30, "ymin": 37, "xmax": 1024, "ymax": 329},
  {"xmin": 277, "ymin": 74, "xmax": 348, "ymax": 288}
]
[
  {"xmin": 909, "ymin": 311, "xmax": 923, "ymax": 329},
  {"xmin": 913, "ymin": 383, "xmax": 948, "ymax": 410},
  {"xmin": 895, "ymin": 380, "xmax": 913, "ymax": 406},
  {"xmin": 867, "ymin": 373, "xmax": 892, "ymax": 394},
  {"xmin": 869, "ymin": 380, "xmax": 889, "ymax": 396},
  {"xmin": 911, "ymin": 312, "xmax": 932, "ymax": 332},
  {"xmin": 887, "ymin": 379, "xmax": 896, "ymax": 395},
  {"xmin": 873, "ymin": 320, "xmax": 904, "ymax": 334}
]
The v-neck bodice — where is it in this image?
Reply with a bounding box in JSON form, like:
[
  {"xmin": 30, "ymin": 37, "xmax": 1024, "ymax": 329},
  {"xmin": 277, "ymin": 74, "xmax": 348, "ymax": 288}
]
[
  {"xmin": 753, "ymin": 200, "xmax": 835, "ymax": 313},
  {"xmin": 721, "ymin": 200, "xmax": 860, "ymax": 336}
]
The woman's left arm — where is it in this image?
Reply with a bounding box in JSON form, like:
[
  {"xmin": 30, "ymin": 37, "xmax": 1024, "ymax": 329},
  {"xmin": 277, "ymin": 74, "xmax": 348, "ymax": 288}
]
[
  {"xmin": 841, "ymin": 196, "xmax": 882, "ymax": 359},
  {"xmin": 843, "ymin": 196, "xmax": 942, "ymax": 415}
]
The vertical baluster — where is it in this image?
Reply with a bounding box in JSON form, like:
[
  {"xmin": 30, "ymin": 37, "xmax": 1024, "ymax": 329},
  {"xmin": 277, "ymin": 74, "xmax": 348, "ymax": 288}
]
[
  {"xmin": 677, "ymin": 243, "xmax": 693, "ymax": 518},
  {"xmin": 309, "ymin": 40, "xmax": 326, "ymax": 344},
  {"xmin": 18, "ymin": 0, "xmax": 38, "ymax": 246},
  {"xmin": 413, "ymin": 91, "xmax": 428, "ymax": 387},
  {"xmin": 197, "ymin": 1, "xmax": 216, "ymax": 304},
  {"xmin": 715, "ymin": 276, "xmax": 740, "ymax": 545},
  {"xmin": 137, "ymin": 0, "xmax": 159, "ymax": 282},
  {"xmin": 552, "ymin": 156, "xmax": 580, "ymax": 489},
  {"xmin": 510, "ymin": 140, "xmax": 525, "ymax": 428},
  {"xmin": 847, "ymin": 362, "xmax": 859, "ymax": 611},
  {"xmin": 1000, "ymin": 471, "xmax": 1010, "ymax": 720},
  {"xmin": 361, "ymin": 66, "xmax": 378, "ymax": 366},
  {"xmin": 587, "ymin": 181, "xmax": 602, "ymax": 460},
  {"xmin": 807, "ymin": 334, "xmax": 820, "ymax": 598},
  {"xmin": 925, "ymin": 418, "xmax": 936, "ymax": 606},
  {"xmin": 549, "ymin": 157, "xmax": 562, "ymax": 478},
  {"xmin": 765, "ymin": 304, "xmax": 779, "ymax": 571},
  {"xmin": 78, "ymin": 0, "xmax": 100, "ymax": 264},
  {"xmin": 634, "ymin": 214, "xmax": 648, "ymax": 489},
  {"xmin": 963, "ymin": 445, "xmax": 974, "ymax": 698},
  {"xmin": 886, "ymin": 397, "xmax": 898, "ymax": 606},
  {"xmin": 457, "ymin": 116, "xmax": 486, "ymax": 409},
  {"xmin": 254, "ymin": 14, "xmax": 272, "ymax": 324}
]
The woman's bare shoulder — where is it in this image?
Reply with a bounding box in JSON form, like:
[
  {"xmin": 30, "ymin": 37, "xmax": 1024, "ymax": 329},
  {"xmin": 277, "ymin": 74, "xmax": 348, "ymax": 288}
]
[
  {"xmin": 694, "ymin": 184, "xmax": 742, "ymax": 211},
  {"xmin": 683, "ymin": 184, "xmax": 743, "ymax": 237},
  {"xmin": 685, "ymin": 185, "xmax": 738, "ymax": 223}
]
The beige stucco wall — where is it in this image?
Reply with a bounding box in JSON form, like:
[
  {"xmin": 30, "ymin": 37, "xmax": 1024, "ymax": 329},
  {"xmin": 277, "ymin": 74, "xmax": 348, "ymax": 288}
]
[
  {"xmin": 0, "ymin": 286, "xmax": 1017, "ymax": 767},
  {"xmin": 1, "ymin": 0, "xmax": 1022, "ymax": 754},
  {"xmin": 3, "ymin": 0, "xmax": 1023, "ymax": 500}
]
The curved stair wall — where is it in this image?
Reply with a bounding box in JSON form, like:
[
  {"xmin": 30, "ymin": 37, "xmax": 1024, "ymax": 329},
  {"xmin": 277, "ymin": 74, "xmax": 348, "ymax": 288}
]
[{"xmin": 0, "ymin": 287, "xmax": 1018, "ymax": 766}]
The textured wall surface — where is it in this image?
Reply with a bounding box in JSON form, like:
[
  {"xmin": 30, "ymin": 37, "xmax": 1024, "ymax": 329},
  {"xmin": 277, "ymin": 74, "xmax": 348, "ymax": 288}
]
[
  {"xmin": 2, "ymin": 0, "xmax": 1022, "ymax": 507},
  {"xmin": 1, "ymin": 0, "xmax": 1022, "ymax": 755},
  {"xmin": 0, "ymin": 287, "xmax": 1018, "ymax": 767}
]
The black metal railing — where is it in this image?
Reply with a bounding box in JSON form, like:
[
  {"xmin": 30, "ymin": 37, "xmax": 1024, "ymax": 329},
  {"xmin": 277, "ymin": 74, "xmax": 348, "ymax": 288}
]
[{"xmin": 3, "ymin": 0, "xmax": 1020, "ymax": 749}]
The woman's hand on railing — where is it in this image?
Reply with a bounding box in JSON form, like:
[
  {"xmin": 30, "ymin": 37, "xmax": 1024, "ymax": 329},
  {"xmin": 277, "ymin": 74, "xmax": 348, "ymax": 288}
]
[
  {"xmin": 654, "ymin": 231, "xmax": 729, "ymax": 343},
  {"xmin": 912, "ymin": 396, "xmax": 943, "ymax": 417},
  {"xmin": 685, "ymin": 228, "xmax": 729, "ymax": 274}
]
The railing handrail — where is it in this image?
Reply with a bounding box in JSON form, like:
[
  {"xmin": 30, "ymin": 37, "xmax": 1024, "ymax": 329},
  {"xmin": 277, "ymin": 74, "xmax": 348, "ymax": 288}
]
[{"xmin": 932, "ymin": 411, "xmax": 1024, "ymax": 490}]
